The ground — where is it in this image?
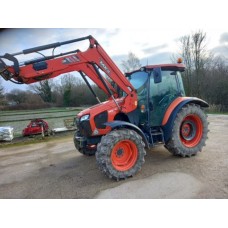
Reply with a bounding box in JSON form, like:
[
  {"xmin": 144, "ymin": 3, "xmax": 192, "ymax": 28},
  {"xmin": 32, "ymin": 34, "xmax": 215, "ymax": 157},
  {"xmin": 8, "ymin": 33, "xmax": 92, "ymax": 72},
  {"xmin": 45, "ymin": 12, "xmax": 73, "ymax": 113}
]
[{"xmin": 0, "ymin": 114, "xmax": 227, "ymax": 199}]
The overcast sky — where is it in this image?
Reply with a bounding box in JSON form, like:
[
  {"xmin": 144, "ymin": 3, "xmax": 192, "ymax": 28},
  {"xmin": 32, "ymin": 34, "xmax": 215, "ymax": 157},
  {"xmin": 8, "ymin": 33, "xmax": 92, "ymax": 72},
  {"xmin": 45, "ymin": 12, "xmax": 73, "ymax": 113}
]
[
  {"xmin": 1, "ymin": 28, "xmax": 228, "ymax": 92},
  {"xmin": 1, "ymin": 1, "xmax": 228, "ymax": 92}
]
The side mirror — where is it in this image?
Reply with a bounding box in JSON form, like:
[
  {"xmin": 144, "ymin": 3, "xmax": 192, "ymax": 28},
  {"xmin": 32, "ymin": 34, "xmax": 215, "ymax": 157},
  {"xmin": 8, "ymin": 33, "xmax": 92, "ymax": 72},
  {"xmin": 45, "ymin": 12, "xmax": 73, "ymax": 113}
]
[{"xmin": 153, "ymin": 67, "xmax": 162, "ymax": 83}]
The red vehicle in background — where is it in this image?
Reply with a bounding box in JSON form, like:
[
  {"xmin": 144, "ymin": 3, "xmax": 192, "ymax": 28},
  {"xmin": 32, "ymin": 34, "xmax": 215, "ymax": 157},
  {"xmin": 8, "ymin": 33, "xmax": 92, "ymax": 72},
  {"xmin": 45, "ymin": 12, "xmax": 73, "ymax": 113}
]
[{"xmin": 22, "ymin": 119, "xmax": 49, "ymax": 136}]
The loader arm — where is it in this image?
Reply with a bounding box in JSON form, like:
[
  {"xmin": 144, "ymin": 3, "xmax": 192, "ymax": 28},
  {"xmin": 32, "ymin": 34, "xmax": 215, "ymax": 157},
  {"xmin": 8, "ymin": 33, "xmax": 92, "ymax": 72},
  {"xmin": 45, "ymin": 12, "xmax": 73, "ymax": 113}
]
[{"xmin": 0, "ymin": 35, "xmax": 137, "ymax": 112}]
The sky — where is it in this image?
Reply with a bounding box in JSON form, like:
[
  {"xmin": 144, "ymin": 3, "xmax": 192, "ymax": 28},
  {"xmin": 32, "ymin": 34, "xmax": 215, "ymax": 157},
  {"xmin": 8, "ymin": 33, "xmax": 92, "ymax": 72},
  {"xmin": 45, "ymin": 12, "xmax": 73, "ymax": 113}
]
[
  {"xmin": 0, "ymin": 0, "xmax": 228, "ymax": 92},
  {"xmin": 1, "ymin": 28, "xmax": 227, "ymax": 92}
]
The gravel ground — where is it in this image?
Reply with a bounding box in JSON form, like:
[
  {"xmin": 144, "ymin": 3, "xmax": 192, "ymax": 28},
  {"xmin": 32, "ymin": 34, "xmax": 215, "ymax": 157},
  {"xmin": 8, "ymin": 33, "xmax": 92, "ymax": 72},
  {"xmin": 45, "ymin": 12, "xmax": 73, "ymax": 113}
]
[{"xmin": 0, "ymin": 114, "xmax": 227, "ymax": 199}]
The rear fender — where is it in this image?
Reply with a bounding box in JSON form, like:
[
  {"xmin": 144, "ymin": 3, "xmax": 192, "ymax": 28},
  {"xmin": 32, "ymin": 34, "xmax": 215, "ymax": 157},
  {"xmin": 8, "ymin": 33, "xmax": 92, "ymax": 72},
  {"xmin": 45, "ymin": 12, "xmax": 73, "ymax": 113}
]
[
  {"xmin": 162, "ymin": 97, "xmax": 209, "ymax": 142},
  {"xmin": 104, "ymin": 121, "xmax": 150, "ymax": 148}
]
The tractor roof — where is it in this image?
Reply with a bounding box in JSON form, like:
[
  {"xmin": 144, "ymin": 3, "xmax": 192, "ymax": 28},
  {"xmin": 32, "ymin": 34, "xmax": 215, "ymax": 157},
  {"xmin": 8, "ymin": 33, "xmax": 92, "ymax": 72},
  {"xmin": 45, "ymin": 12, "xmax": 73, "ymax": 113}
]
[
  {"xmin": 126, "ymin": 63, "xmax": 185, "ymax": 76},
  {"xmin": 145, "ymin": 63, "xmax": 185, "ymax": 71}
]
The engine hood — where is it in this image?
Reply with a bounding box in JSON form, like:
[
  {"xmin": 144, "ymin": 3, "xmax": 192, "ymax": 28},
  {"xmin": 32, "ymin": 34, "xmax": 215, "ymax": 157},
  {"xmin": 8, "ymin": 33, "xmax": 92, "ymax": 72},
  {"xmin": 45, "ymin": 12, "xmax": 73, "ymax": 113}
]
[{"xmin": 77, "ymin": 98, "xmax": 123, "ymax": 118}]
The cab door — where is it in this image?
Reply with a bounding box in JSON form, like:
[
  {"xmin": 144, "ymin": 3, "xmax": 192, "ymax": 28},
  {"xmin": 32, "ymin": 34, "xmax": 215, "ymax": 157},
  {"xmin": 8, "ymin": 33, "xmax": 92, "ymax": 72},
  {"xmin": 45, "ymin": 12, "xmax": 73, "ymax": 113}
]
[{"xmin": 149, "ymin": 70, "xmax": 181, "ymax": 127}]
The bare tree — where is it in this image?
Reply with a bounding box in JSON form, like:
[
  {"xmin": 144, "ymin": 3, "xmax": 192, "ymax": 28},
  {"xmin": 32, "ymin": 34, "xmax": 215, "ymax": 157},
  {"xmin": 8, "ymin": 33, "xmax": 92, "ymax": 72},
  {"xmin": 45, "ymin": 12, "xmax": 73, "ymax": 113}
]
[
  {"xmin": 191, "ymin": 31, "xmax": 207, "ymax": 97},
  {"xmin": 0, "ymin": 79, "xmax": 5, "ymax": 105},
  {"xmin": 60, "ymin": 74, "xmax": 81, "ymax": 106},
  {"xmin": 30, "ymin": 79, "xmax": 54, "ymax": 103},
  {"xmin": 6, "ymin": 89, "xmax": 27, "ymax": 104},
  {"xmin": 179, "ymin": 35, "xmax": 193, "ymax": 95},
  {"xmin": 175, "ymin": 30, "xmax": 228, "ymax": 111},
  {"xmin": 5, "ymin": 89, "xmax": 48, "ymax": 110},
  {"xmin": 202, "ymin": 56, "xmax": 228, "ymax": 111},
  {"xmin": 177, "ymin": 31, "xmax": 208, "ymax": 97},
  {"xmin": 121, "ymin": 52, "xmax": 141, "ymax": 73}
]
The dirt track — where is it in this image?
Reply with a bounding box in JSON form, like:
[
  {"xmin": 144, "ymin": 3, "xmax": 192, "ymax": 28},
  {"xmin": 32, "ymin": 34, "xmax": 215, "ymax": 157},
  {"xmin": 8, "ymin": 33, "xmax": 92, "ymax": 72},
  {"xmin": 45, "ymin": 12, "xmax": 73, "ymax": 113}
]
[{"xmin": 0, "ymin": 114, "xmax": 227, "ymax": 199}]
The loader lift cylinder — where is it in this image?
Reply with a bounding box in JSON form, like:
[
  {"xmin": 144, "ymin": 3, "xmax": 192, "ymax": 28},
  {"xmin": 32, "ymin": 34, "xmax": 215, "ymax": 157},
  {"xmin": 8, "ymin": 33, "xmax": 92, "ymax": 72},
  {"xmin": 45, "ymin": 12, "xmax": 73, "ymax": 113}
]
[{"xmin": 11, "ymin": 36, "xmax": 92, "ymax": 56}]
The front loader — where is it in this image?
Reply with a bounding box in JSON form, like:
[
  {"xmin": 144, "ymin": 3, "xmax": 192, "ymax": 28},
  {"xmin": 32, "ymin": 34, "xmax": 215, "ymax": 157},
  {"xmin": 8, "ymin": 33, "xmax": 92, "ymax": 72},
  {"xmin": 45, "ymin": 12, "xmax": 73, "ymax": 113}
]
[{"xmin": 0, "ymin": 35, "xmax": 209, "ymax": 180}]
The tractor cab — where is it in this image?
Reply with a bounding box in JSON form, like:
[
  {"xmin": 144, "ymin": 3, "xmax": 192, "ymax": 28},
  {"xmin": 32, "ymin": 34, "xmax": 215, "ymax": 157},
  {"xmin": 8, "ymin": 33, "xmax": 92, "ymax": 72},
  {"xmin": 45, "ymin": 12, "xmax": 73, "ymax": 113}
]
[{"xmin": 127, "ymin": 63, "xmax": 186, "ymax": 127}]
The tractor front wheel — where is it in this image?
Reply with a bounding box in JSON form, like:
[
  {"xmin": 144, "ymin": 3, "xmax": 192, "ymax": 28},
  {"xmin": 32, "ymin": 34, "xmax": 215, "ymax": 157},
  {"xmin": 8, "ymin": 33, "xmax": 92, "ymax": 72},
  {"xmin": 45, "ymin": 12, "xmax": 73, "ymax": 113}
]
[
  {"xmin": 96, "ymin": 129, "xmax": 146, "ymax": 180},
  {"xmin": 165, "ymin": 104, "xmax": 208, "ymax": 157}
]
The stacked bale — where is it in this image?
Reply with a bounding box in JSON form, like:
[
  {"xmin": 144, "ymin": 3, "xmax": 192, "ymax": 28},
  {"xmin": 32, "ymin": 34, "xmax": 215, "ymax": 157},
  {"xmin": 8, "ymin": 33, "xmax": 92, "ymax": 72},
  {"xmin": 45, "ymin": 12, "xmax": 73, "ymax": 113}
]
[{"xmin": 0, "ymin": 127, "xmax": 14, "ymax": 141}]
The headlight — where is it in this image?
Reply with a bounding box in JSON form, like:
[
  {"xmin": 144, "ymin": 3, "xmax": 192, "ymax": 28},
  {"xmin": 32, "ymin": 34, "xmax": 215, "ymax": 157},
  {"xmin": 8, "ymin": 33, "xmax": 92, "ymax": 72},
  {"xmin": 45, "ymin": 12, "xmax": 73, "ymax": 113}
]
[{"xmin": 80, "ymin": 114, "xmax": 90, "ymax": 122}]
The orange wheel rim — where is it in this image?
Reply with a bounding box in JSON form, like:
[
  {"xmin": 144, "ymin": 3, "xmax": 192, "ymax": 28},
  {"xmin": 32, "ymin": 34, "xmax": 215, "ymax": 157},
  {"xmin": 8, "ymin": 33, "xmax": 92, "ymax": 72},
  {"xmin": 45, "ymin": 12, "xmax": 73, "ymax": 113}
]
[
  {"xmin": 111, "ymin": 140, "xmax": 138, "ymax": 171},
  {"xmin": 180, "ymin": 114, "xmax": 203, "ymax": 148}
]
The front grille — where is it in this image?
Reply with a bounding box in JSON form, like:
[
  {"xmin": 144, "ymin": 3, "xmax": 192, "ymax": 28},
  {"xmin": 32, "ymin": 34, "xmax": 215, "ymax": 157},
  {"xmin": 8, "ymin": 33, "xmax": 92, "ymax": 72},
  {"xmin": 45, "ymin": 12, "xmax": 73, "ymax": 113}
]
[{"xmin": 78, "ymin": 120, "xmax": 92, "ymax": 137}]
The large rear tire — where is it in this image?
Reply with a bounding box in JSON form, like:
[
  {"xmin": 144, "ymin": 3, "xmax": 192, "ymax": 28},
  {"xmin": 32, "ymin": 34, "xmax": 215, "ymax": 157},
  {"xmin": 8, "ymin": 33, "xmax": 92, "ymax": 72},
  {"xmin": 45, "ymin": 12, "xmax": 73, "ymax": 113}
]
[
  {"xmin": 96, "ymin": 129, "xmax": 146, "ymax": 180},
  {"xmin": 165, "ymin": 104, "xmax": 208, "ymax": 157}
]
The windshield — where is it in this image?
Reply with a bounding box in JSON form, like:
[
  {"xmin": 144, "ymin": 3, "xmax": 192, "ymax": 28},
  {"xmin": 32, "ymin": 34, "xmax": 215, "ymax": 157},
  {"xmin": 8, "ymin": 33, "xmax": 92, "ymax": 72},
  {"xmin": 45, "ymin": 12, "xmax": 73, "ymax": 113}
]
[
  {"xmin": 128, "ymin": 71, "xmax": 148, "ymax": 90},
  {"xmin": 177, "ymin": 71, "xmax": 185, "ymax": 96}
]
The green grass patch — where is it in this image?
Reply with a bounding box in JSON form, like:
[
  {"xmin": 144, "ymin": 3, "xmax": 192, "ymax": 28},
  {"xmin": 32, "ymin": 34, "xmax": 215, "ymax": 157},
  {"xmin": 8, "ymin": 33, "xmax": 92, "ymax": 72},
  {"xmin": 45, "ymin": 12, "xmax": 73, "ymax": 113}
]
[
  {"xmin": 0, "ymin": 108, "xmax": 83, "ymax": 116},
  {"xmin": 206, "ymin": 112, "xmax": 228, "ymax": 115},
  {"xmin": 0, "ymin": 107, "xmax": 82, "ymax": 117},
  {"xmin": 0, "ymin": 107, "xmax": 82, "ymax": 135},
  {"xmin": 0, "ymin": 113, "xmax": 79, "ymax": 123}
]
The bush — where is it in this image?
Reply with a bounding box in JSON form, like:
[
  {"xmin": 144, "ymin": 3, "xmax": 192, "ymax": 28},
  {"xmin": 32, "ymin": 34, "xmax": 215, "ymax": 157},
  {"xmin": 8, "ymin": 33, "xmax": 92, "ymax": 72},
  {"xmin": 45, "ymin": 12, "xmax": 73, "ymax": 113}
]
[
  {"xmin": 0, "ymin": 102, "xmax": 53, "ymax": 111},
  {"xmin": 207, "ymin": 104, "xmax": 228, "ymax": 113}
]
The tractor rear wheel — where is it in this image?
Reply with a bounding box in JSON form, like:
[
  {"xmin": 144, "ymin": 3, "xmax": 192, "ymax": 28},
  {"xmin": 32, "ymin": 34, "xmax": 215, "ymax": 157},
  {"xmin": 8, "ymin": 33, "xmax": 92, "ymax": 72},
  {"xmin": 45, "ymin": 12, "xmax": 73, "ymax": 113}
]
[
  {"xmin": 96, "ymin": 129, "xmax": 146, "ymax": 180},
  {"xmin": 165, "ymin": 104, "xmax": 208, "ymax": 157}
]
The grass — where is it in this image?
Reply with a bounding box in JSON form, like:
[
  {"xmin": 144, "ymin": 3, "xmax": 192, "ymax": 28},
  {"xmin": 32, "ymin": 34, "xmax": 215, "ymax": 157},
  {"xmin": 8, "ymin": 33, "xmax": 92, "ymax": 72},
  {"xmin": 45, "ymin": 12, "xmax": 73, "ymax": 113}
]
[
  {"xmin": 0, "ymin": 113, "xmax": 80, "ymax": 122},
  {"xmin": 0, "ymin": 107, "xmax": 83, "ymax": 136},
  {"xmin": 0, "ymin": 107, "xmax": 82, "ymax": 117},
  {"xmin": 207, "ymin": 112, "xmax": 228, "ymax": 115}
]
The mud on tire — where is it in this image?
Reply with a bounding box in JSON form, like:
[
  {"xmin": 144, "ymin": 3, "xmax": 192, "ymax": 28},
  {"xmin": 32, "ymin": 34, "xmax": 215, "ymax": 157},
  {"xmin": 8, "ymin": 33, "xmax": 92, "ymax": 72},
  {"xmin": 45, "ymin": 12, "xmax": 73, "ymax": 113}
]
[
  {"xmin": 165, "ymin": 104, "xmax": 208, "ymax": 157},
  {"xmin": 96, "ymin": 128, "xmax": 146, "ymax": 180}
]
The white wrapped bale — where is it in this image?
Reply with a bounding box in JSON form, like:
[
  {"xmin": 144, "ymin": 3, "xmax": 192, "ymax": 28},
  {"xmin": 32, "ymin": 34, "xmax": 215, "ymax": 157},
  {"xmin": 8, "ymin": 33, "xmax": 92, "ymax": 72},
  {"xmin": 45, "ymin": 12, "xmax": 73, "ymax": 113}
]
[{"xmin": 0, "ymin": 127, "xmax": 14, "ymax": 141}]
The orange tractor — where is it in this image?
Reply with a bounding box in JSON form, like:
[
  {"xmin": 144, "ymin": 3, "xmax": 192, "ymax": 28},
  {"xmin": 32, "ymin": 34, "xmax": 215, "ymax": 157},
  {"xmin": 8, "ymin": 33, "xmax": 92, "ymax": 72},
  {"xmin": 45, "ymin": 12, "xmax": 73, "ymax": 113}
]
[{"xmin": 0, "ymin": 35, "xmax": 208, "ymax": 180}]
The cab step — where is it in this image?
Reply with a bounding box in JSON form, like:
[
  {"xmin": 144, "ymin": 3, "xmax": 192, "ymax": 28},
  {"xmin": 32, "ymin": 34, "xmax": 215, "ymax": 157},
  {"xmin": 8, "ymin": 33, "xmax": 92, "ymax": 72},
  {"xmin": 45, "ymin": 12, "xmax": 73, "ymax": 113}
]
[{"xmin": 149, "ymin": 127, "xmax": 165, "ymax": 146}]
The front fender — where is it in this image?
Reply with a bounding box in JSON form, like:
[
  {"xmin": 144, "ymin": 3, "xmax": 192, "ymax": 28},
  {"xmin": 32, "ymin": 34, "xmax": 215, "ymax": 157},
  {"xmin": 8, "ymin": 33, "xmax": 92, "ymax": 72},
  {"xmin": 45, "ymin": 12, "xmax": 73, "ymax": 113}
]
[
  {"xmin": 162, "ymin": 97, "xmax": 209, "ymax": 142},
  {"xmin": 104, "ymin": 121, "xmax": 150, "ymax": 148}
]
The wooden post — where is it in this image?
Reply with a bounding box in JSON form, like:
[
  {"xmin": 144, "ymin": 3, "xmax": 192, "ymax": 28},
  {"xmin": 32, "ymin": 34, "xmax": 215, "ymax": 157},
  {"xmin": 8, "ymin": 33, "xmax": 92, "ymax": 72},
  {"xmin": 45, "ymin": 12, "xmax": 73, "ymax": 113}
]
[{"xmin": 41, "ymin": 124, "xmax": 44, "ymax": 139}]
